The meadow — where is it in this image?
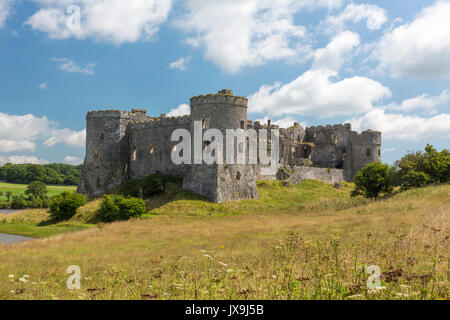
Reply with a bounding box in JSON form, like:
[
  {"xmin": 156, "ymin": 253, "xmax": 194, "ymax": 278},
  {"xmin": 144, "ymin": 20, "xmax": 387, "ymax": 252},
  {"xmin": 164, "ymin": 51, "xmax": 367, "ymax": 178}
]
[
  {"xmin": 0, "ymin": 182, "xmax": 76, "ymax": 202},
  {"xmin": 0, "ymin": 181, "xmax": 448, "ymax": 300}
]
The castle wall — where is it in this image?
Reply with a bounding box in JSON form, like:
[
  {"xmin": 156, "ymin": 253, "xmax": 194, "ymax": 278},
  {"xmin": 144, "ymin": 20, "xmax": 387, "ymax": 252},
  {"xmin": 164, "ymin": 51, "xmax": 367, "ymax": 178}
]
[
  {"xmin": 279, "ymin": 167, "xmax": 345, "ymax": 185},
  {"xmin": 127, "ymin": 116, "xmax": 191, "ymax": 180}
]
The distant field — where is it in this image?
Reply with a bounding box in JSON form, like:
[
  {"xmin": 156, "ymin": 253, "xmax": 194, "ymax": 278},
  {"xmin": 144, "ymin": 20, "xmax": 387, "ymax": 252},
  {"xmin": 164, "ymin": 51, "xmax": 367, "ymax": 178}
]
[{"xmin": 0, "ymin": 182, "xmax": 76, "ymax": 201}]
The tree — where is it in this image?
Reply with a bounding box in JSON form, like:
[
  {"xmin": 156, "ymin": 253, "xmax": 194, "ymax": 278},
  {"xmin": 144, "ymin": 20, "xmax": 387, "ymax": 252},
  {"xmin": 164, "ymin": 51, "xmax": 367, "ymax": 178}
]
[
  {"xmin": 5, "ymin": 191, "xmax": 13, "ymax": 202},
  {"xmin": 25, "ymin": 181, "xmax": 48, "ymax": 200},
  {"xmin": 352, "ymin": 162, "xmax": 393, "ymax": 199},
  {"xmin": 0, "ymin": 191, "xmax": 3, "ymax": 200},
  {"xmin": 49, "ymin": 192, "xmax": 87, "ymax": 221}
]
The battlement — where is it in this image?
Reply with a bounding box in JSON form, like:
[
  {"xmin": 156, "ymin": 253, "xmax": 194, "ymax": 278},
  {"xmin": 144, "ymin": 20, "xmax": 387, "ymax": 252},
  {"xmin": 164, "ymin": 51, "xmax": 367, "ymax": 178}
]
[
  {"xmin": 87, "ymin": 109, "xmax": 149, "ymax": 120},
  {"xmin": 190, "ymin": 89, "xmax": 248, "ymax": 108},
  {"xmin": 306, "ymin": 123, "xmax": 352, "ymax": 133},
  {"xmin": 127, "ymin": 115, "xmax": 191, "ymax": 129}
]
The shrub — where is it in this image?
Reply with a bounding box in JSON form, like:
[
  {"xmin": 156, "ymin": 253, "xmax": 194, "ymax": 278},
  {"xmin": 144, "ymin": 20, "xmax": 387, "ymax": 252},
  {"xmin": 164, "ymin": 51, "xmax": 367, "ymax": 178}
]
[
  {"xmin": 116, "ymin": 172, "xmax": 177, "ymax": 199},
  {"xmin": 49, "ymin": 191, "xmax": 87, "ymax": 221},
  {"xmin": 352, "ymin": 162, "xmax": 393, "ymax": 199},
  {"xmin": 98, "ymin": 195, "xmax": 146, "ymax": 222},
  {"xmin": 11, "ymin": 195, "xmax": 27, "ymax": 209}
]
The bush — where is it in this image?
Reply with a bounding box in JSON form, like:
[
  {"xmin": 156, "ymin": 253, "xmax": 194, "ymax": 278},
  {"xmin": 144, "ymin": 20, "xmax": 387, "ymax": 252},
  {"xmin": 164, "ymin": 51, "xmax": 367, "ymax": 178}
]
[
  {"xmin": 352, "ymin": 162, "xmax": 393, "ymax": 199},
  {"xmin": 49, "ymin": 191, "xmax": 87, "ymax": 221},
  {"xmin": 11, "ymin": 195, "xmax": 27, "ymax": 209},
  {"xmin": 98, "ymin": 195, "xmax": 146, "ymax": 222},
  {"xmin": 116, "ymin": 172, "xmax": 177, "ymax": 199}
]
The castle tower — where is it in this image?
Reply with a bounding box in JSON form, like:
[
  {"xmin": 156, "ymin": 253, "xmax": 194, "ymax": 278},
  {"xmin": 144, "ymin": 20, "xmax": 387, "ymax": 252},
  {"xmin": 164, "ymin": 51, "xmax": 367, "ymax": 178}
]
[
  {"xmin": 77, "ymin": 109, "xmax": 147, "ymax": 196},
  {"xmin": 183, "ymin": 89, "xmax": 259, "ymax": 202},
  {"xmin": 350, "ymin": 130, "xmax": 382, "ymax": 178}
]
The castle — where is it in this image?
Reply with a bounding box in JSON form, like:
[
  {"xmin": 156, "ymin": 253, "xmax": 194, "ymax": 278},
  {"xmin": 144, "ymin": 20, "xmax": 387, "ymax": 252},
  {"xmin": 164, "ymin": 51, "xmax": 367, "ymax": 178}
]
[{"xmin": 77, "ymin": 89, "xmax": 381, "ymax": 202}]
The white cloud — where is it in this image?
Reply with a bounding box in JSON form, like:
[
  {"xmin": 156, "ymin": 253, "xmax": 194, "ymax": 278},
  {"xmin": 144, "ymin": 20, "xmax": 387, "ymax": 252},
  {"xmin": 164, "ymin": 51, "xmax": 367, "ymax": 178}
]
[
  {"xmin": 248, "ymin": 68, "xmax": 391, "ymax": 118},
  {"xmin": 382, "ymin": 147, "xmax": 396, "ymax": 153},
  {"xmin": 64, "ymin": 156, "xmax": 83, "ymax": 165},
  {"xmin": 388, "ymin": 90, "xmax": 450, "ymax": 112},
  {"xmin": 325, "ymin": 3, "xmax": 387, "ymax": 32},
  {"xmin": 169, "ymin": 56, "xmax": 190, "ymax": 71},
  {"xmin": 176, "ymin": 0, "xmax": 321, "ymax": 74},
  {"xmin": 0, "ymin": 0, "xmax": 13, "ymax": 28},
  {"xmin": 39, "ymin": 82, "xmax": 48, "ymax": 90},
  {"xmin": 313, "ymin": 31, "xmax": 360, "ymax": 70},
  {"xmin": 0, "ymin": 140, "xmax": 36, "ymax": 153},
  {"xmin": 349, "ymin": 109, "xmax": 450, "ymax": 141},
  {"xmin": 374, "ymin": 0, "xmax": 450, "ymax": 78},
  {"xmin": 26, "ymin": 0, "xmax": 173, "ymax": 44},
  {"xmin": 0, "ymin": 155, "xmax": 49, "ymax": 165},
  {"xmin": 44, "ymin": 128, "xmax": 86, "ymax": 147},
  {"xmin": 167, "ymin": 104, "xmax": 190, "ymax": 117},
  {"xmin": 0, "ymin": 113, "xmax": 85, "ymax": 153},
  {"xmin": 53, "ymin": 57, "xmax": 97, "ymax": 75}
]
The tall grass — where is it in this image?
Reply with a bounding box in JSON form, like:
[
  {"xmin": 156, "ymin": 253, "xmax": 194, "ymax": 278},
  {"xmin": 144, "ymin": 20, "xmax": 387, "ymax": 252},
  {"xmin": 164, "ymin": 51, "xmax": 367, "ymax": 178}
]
[{"xmin": 0, "ymin": 183, "xmax": 448, "ymax": 300}]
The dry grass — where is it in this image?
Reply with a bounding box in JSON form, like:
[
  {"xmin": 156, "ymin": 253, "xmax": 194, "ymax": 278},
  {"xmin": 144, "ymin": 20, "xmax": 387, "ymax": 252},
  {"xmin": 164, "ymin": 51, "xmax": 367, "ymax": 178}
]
[{"xmin": 0, "ymin": 182, "xmax": 448, "ymax": 300}]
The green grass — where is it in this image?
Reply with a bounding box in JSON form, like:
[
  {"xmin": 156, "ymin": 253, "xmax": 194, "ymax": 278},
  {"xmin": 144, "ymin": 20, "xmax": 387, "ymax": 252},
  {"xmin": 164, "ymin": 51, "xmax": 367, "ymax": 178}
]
[
  {"xmin": 0, "ymin": 182, "xmax": 76, "ymax": 202},
  {"xmin": 0, "ymin": 183, "xmax": 448, "ymax": 300}
]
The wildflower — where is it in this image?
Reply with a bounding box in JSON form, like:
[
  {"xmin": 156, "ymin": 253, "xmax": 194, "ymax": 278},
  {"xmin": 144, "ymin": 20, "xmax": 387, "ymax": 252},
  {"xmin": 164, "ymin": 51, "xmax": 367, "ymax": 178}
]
[
  {"xmin": 375, "ymin": 286, "xmax": 387, "ymax": 290},
  {"xmin": 10, "ymin": 290, "xmax": 15, "ymax": 294},
  {"xmin": 19, "ymin": 277, "xmax": 29, "ymax": 283},
  {"xmin": 397, "ymin": 292, "xmax": 409, "ymax": 297},
  {"xmin": 204, "ymin": 254, "xmax": 213, "ymax": 260},
  {"xmin": 218, "ymin": 262, "xmax": 228, "ymax": 267},
  {"xmin": 226, "ymin": 269, "xmax": 234, "ymax": 273},
  {"xmin": 8, "ymin": 275, "xmax": 14, "ymax": 279}
]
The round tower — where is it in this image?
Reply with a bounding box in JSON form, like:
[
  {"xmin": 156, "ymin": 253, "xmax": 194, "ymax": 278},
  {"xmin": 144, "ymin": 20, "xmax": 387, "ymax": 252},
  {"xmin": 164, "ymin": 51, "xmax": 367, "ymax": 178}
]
[{"xmin": 190, "ymin": 89, "xmax": 248, "ymax": 132}]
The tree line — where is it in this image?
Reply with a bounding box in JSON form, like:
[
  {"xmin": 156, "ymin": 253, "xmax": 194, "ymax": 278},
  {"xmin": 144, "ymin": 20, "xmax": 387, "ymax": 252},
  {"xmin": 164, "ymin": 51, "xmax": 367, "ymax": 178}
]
[
  {"xmin": 0, "ymin": 163, "xmax": 83, "ymax": 186},
  {"xmin": 353, "ymin": 145, "xmax": 450, "ymax": 199}
]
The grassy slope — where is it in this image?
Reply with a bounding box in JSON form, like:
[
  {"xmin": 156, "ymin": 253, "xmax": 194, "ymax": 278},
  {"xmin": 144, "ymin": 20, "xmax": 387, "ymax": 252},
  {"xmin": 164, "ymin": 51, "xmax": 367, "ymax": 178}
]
[
  {"xmin": 0, "ymin": 182, "xmax": 76, "ymax": 202},
  {"xmin": 0, "ymin": 181, "xmax": 448, "ymax": 300}
]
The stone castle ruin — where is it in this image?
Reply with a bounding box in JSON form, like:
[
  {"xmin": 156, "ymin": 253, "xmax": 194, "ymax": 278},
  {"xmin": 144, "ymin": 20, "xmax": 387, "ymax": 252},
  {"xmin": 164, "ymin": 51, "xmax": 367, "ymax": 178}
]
[{"xmin": 77, "ymin": 89, "xmax": 381, "ymax": 202}]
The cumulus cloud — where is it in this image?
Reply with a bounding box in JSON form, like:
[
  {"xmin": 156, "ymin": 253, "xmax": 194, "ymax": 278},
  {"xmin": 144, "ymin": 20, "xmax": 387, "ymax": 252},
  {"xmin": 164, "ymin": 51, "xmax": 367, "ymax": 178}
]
[
  {"xmin": 0, "ymin": 0, "xmax": 13, "ymax": 28},
  {"xmin": 374, "ymin": 0, "xmax": 450, "ymax": 78},
  {"xmin": 388, "ymin": 89, "xmax": 450, "ymax": 112},
  {"xmin": 64, "ymin": 156, "xmax": 83, "ymax": 165},
  {"xmin": 0, "ymin": 113, "xmax": 85, "ymax": 153},
  {"xmin": 313, "ymin": 31, "xmax": 360, "ymax": 70},
  {"xmin": 167, "ymin": 104, "xmax": 190, "ymax": 117},
  {"xmin": 169, "ymin": 56, "xmax": 190, "ymax": 71},
  {"xmin": 0, "ymin": 155, "xmax": 49, "ymax": 165},
  {"xmin": 53, "ymin": 57, "xmax": 97, "ymax": 75},
  {"xmin": 248, "ymin": 68, "xmax": 391, "ymax": 118},
  {"xmin": 175, "ymin": 0, "xmax": 321, "ymax": 73},
  {"xmin": 44, "ymin": 128, "xmax": 86, "ymax": 147},
  {"xmin": 349, "ymin": 109, "xmax": 450, "ymax": 141},
  {"xmin": 39, "ymin": 82, "xmax": 48, "ymax": 90},
  {"xmin": 26, "ymin": 0, "xmax": 173, "ymax": 44},
  {"xmin": 325, "ymin": 3, "xmax": 388, "ymax": 32}
]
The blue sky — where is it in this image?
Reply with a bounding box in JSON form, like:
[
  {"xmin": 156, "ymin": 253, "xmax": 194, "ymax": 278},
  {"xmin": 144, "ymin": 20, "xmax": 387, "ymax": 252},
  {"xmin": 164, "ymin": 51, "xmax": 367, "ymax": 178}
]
[{"xmin": 0, "ymin": 0, "xmax": 449, "ymax": 166}]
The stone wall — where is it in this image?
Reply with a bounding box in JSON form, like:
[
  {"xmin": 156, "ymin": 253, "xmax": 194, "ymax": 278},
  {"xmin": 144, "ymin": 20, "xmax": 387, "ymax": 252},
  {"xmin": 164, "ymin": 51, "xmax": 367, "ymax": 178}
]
[{"xmin": 278, "ymin": 166, "xmax": 345, "ymax": 185}]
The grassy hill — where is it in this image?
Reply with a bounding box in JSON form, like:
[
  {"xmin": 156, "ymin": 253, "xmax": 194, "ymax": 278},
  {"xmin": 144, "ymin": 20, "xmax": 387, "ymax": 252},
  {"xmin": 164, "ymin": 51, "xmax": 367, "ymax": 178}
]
[{"xmin": 0, "ymin": 181, "xmax": 448, "ymax": 300}]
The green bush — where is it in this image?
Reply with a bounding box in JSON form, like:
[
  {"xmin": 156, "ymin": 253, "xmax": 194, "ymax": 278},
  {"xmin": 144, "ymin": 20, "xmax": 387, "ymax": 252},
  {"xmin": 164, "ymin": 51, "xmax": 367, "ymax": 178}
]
[
  {"xmin": 352, "ymin": 162, "xmax": 393, "ymax": 199},
  {"xmin": 11, "ymin": 195, "xmax": 27, "ymax": 209},
  {"xmin": 49, "ymin": 191, "xmax": 87, "ymax": 221},
  {"xmin": 98, "ymin": 195, "xmax": 146, "ymax": 222},
  {"xmin": 116, "ymin": 172, "xmax": 177, "ymax": 199}
]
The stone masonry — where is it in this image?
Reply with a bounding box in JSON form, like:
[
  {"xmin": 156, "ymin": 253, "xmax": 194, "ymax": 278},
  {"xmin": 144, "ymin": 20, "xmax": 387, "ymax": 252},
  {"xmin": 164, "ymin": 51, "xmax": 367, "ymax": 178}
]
[{"xmin": 77, "ymin": 89, "xmax": 381, "ymax": 202}]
